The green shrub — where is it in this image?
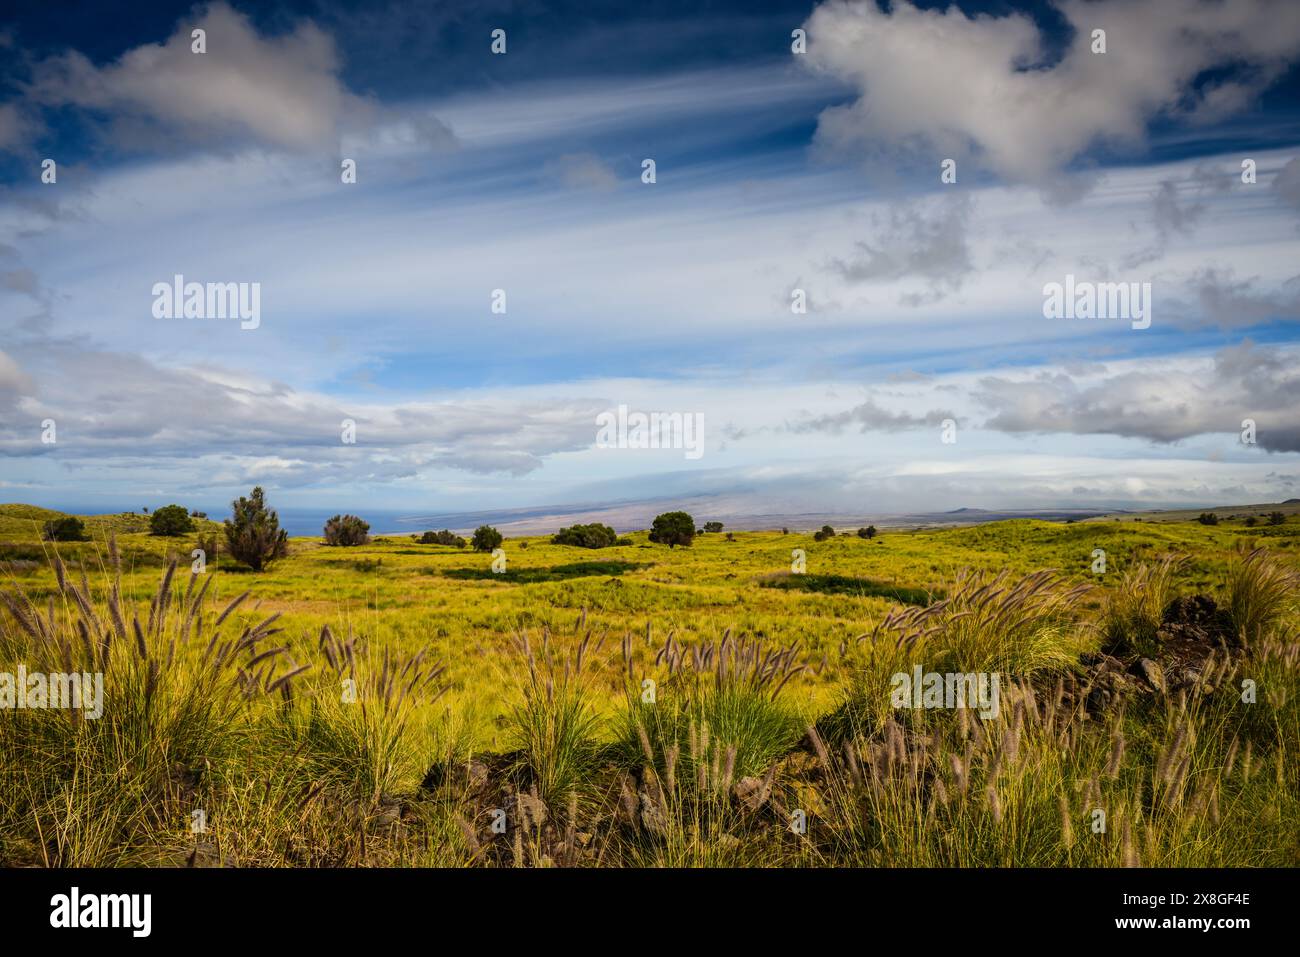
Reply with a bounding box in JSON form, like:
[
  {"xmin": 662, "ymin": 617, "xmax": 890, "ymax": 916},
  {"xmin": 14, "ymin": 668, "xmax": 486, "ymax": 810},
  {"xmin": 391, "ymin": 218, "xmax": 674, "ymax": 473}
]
[
  {"xmin": 43, "ymin": 516, "xmax": 88, "ymax": 542},
  {"xmin": 149, "ymin": 504, "xmax": 194, "ymax": 537},
  {"xmin": 420, "ymin": 529, "xmax": 466, "ymax": 547},
  {"xmin": 551, "ymin": 523, "xmax": 619, "ymax": 548},
  {"xmin": 323, "ymin": 514, "xmax": 370, "ymax": 546},
  {"xmin": 470, "ymin": 525, "xmax": 503, "ymax": 552},
  {"xmin": 648, "ymin": 511, "xmax": 694, "ymax": 548}
]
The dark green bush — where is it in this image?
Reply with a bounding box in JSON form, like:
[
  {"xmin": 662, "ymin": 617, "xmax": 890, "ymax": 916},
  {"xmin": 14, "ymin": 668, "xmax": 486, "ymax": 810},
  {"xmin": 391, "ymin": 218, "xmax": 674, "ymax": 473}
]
[
  {"xmin": 420, "ymin": 529, "xmax": 466, "ymax": 547},
  {"xmin": 648, "ymin": 511, "xmax": 694, "ymax": 548},
  {"xmin": 43, "ymin": 516, "xmax": 88, "ymax": 542},
  {"xmin": 471, "ymin": 525, "xmax": 503, "ymax": 552},
  {"xmin": 149, "ymin": 504, "xmax": 194, "ymax": 537},
  {"xmin": 551, "ymin": 523, "xmax": 620, "ymax": 548},
  {"xmin": 323, "ymin": 514, "xmax": 370, "ymax": 546}
]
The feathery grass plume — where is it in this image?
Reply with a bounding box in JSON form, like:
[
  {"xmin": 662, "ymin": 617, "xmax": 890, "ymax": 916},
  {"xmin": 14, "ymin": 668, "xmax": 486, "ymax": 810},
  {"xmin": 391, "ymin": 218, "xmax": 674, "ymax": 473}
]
[
  {"xmin": 807, "ymin": 725, "xmax": 831, "ymax": 768},
  {"xmin": 1226, "ymin": 547, "xmax": 1300, "ymax": 646},
  {"xmin": 215, "ymin": 590, "xmax": 250, "ymax": 627},
  {"xmin": 1222, "ymin": 734, "xmax": 1240, "ymax": 778},
  {"xmin": 1121, "ymin": 819, "xmax": 1139, "ymax": 867},
  {"xmin": 949, "ymin": 752, "xmax": 967, "ymax": 795},
  {"xmin": 132, "ymin": 616, "xmax": 148, "ymax": 660},
  {"xmin": 721, "ymin": 745, "xmax": 736, "ymax": 794},
  {"xmin": 1167, "ymin": 721, "xmax": 1189, "ymax": 782},
  {"xmin": 1058, "ymin": 794, "xmax": 1074, "ymax": 851},
  {"xmin": 885, "ymin": 717, "xmax": 905, "ymax": 768},
  {"xmin": 985, "ymin": 784, "xmax": 1003, "ymax": 824},
  {"xmin": 1082, "ymin": 776, "xmax": 1099, "ymax": 814},
  {"xmin": 1169, "ymin": 753, "xmax": 1192, "ymax": 807},
  {"xmin": 1001, "ymin": 724, "xmax": 1020, "ymax": 766},
  {"xmin": 1044, "ymin": 676, "xmax": 1062, "ymax": 734},
  {"xmin": 1105, "ymin": 729, "xmax": 1126, "ymax": 780},
  {"xmin": 987, "ymin": 744, "xmax": 1003, "ymax": 781},
  {"xmin": 637, "ymin": 721, "xmax": 655, "ymax": 765}
]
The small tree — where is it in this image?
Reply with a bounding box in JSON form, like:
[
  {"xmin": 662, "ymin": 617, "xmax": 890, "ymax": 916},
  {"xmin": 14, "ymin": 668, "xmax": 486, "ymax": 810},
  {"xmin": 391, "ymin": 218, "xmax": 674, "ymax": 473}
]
[
  {"xmin": 1245, "ymin": 516, "xmax": 1258, "ymax": 527},
  {"xmin": 323, "ymin": 514, "xmax": 370, "ymax": 546},
  {"xmin": 648, "ymin": 511, "xmax": 695, "ymax": 548},
  {"xmin": 150, "ymin": 503, "xmax": 194, "ymax": 537},
  {"xmin": 1197, "ymin": 513, "xmax": 1219, "ymax": 526},
  {"xmin": 471, "ymin": 525, "xmax": 503, "ymax": 552},
  {"xmin": 1267, "ymin": 511, "xmax": 1286, "ymax": 526},
  {"xmin": 856, "ymin": 525, "xmax": 878, "ymax": 540},
  {"xmin": 702, "ymin": 521, "xmax": 724, "ymax": 534},
  {"xmin": 813, "ymin": 524, "xmax": 835, "ymax": 542},
  {"xmin": 43, "ymin": 516, "xmax": 88, "ymax": 542},
  {"xmin": 223, "ymin": 486, "xmax": 289, "ymax": 572}
]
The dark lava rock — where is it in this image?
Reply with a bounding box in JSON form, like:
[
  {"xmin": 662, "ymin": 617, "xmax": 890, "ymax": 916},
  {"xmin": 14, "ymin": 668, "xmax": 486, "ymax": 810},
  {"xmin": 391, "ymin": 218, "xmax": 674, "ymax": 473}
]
[{"xmin": 420, "ymin": 757, "xmax": 491, "ymax": 796}]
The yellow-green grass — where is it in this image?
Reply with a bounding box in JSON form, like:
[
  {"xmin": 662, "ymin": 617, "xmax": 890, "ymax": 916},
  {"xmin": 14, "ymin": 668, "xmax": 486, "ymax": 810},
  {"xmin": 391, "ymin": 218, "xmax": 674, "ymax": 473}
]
[
  {"xmin": 3, "ymin": 509, "xmax": 1297, "ymax": 751},
  {"xmin": 2, "ymin": 507, "xmax": 1297, "ymax": 867}
]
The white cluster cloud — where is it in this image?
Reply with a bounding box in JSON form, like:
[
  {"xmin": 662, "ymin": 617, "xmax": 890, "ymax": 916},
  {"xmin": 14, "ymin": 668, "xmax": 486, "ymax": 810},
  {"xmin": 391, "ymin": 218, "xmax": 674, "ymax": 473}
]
[
  {"xmin": 18, "ymin": 2, "xmax": 380, "ymax": 153},
  {"xmin": 804, "ymin": 0, "xmax": 1300, "ymax": 189}
]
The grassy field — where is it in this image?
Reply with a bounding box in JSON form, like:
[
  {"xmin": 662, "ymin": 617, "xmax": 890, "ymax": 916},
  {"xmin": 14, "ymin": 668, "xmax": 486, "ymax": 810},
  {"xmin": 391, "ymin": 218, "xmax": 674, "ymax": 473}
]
[{"xmin": 1, "ymin": 503, "xmax": 1298, "ymax": 867}]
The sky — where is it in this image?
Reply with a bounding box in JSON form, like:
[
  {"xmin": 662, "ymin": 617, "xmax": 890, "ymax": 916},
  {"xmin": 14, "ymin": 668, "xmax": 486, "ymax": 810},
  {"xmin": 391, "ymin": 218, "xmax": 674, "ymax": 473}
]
[{"xmin": 1, "ymin": 0, "xmax": 1299, "ymax": 526}]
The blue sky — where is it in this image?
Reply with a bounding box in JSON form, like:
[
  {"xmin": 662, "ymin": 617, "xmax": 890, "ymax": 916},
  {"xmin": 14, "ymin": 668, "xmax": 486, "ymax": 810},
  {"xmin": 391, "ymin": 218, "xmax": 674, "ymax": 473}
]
[{"xmin": 2, "ymin": 0, "xmax": 1300, "ymax": 525}]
